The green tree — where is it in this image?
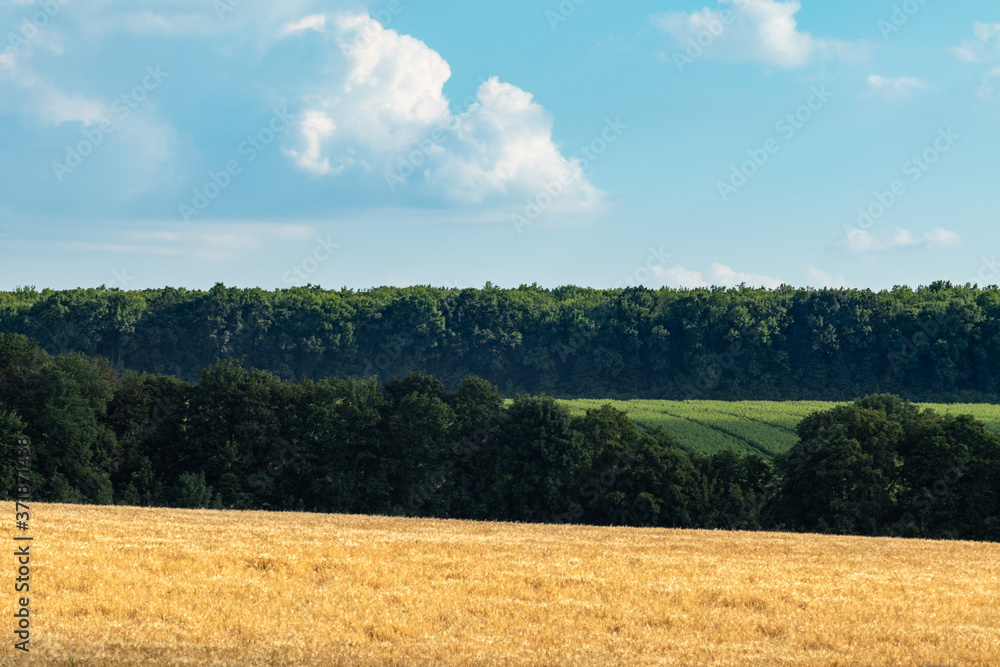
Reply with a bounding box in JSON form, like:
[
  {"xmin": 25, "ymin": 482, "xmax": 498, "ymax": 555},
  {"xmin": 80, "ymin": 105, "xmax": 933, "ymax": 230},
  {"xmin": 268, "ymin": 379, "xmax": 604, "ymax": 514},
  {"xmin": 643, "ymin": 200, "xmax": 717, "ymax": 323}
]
[{"xmin": 490, "ymin": 395, "xmax": 589, "ymax": 522}]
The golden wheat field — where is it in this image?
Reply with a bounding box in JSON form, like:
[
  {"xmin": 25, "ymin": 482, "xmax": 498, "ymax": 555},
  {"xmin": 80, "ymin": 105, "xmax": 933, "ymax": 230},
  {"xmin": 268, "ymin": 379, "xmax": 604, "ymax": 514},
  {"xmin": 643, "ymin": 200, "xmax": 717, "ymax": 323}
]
[{"xmin": 3, "ymin": 503, "xmax": 999, "ymax": 666}]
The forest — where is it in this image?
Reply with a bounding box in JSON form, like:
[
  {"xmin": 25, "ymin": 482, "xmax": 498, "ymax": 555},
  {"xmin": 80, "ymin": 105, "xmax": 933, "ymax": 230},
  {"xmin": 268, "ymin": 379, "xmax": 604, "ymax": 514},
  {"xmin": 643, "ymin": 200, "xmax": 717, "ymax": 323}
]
[
  {"xmin": 1, "ymin": 281, "xmax": 999, "ymax": 402},
  {"xmin": 2, "ymin": 331, "xmax": 999, "ymax": 541}
]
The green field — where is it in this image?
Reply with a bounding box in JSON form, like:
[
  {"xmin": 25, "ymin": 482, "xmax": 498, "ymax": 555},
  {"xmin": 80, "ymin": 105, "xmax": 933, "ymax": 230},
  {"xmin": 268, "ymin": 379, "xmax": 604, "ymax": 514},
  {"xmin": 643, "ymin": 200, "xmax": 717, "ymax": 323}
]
[{"xmin": 559, "ymin": 400, "xmax": 1000, "ymax": 459}]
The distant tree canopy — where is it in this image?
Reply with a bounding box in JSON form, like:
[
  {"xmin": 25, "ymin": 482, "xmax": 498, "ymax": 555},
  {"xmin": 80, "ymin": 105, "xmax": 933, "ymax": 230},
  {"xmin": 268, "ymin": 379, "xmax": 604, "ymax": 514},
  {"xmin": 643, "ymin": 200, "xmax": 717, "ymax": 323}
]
[
  {"xmin": 2, "ymin": 332, "xmax": 998, "ymax": 542},
  {"xmin": 1, "ymin": 281, "xmax": 999, "ymax": 402}
]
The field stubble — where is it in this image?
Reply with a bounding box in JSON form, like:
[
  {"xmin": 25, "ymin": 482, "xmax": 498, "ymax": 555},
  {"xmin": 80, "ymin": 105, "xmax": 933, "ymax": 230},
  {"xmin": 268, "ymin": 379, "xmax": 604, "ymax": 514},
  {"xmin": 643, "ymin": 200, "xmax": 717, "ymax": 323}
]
[{"xmin": 4, "ymin": 503, "xmax": 999, "ymax": 665}]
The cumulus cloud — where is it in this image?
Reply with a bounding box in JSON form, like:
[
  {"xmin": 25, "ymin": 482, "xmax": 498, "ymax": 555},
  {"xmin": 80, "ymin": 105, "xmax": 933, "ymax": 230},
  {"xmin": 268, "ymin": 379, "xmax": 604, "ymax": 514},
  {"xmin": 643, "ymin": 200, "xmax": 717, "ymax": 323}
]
[
  {"xmin": 281, "ymin": 11, "xmax": 603, "ymax": 213},
  {"xmin": 654, "ymin": 263, "xmax": 783, "ymax": 289},
  {"xmin": 655, "ymin": 0, "xmax": 864, "ymax": 69},
  {"xmin": 1, "ymin": 2, "xmax": 603, "ymax": 222},
  {"xmin": 867, "ymin": 75, "xmax": 929, "ymax": 101},
  {"xmin": 844, "ymin": 227, "xmax": 961, "ymax": 252}
]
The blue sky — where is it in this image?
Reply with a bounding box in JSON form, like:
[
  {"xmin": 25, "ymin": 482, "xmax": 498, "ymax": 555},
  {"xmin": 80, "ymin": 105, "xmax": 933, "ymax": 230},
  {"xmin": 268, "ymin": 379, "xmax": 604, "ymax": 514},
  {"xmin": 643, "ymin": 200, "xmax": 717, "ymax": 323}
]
[{"xmin": 1, "ymin": 0, "xmax": 998, "ymax": 291}]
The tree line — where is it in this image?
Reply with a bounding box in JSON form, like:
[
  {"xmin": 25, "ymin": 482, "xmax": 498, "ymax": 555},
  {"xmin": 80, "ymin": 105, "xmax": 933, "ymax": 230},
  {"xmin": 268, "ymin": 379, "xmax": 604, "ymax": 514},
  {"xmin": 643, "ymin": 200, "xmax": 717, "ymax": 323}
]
[
  {"xmin": 1, "ymin": 281, "xmax": 999, "ymax": 401},
  {"xmin": 2, "ymin": 332, "xmax": 998, "ymax": 541}
]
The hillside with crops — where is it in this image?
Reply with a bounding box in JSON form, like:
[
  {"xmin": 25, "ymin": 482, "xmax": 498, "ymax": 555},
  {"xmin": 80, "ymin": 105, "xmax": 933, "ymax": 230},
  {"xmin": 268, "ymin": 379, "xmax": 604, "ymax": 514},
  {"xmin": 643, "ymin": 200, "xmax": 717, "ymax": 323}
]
[{"xmin": 560, "ymin": 399, "xmax": 1000, "ymax": 457}]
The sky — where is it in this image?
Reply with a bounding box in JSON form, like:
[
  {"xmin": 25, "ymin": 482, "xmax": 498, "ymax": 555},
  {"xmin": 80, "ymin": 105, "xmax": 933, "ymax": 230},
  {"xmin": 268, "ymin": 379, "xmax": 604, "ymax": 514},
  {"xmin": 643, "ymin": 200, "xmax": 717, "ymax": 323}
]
[{"xmin": 0, "ymin": 0, "xmax": 998, "ymax": 292}]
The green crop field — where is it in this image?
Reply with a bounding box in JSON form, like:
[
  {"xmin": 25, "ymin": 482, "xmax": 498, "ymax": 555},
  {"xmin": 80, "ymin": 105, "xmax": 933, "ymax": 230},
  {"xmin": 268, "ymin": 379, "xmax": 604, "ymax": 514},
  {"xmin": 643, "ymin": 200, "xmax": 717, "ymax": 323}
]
[{"xmin": 559, "ymin": 400, "xmax": 1000, "ymax": 459}]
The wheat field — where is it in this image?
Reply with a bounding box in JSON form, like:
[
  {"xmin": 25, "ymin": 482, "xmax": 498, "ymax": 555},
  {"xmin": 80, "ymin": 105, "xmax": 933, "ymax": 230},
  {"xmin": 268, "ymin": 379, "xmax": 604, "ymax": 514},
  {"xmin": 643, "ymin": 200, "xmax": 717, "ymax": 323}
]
[{"xmin": 3, "ymin": 503, "xmax": 999, "ymax": 665}]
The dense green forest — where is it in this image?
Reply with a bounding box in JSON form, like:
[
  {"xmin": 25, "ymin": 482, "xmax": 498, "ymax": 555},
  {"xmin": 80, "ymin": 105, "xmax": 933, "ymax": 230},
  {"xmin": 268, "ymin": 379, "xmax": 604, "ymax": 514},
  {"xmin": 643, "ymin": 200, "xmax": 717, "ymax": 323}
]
[
  {"xmin": 3, "ymin": 332, "xmax": 999, "ymax": 541},
  {"xmin": 2, "ymin": 281, "xmax": 999, "ymax": 401}
]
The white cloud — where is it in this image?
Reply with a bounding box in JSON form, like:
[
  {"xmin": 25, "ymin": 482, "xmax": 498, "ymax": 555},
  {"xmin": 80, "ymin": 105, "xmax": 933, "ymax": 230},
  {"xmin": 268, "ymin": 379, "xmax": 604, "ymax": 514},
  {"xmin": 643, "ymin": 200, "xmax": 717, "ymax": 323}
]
[
  {"xmin": 710, "ymin": 263, "xmax": 784, "ymax": 288},
  {"xmin": 426, "ymin": 78, "xmax": 602, "ymax": 211},
  {"xmin": 984, "ymin": 65, "xmax": 1000, "ymax": 94},
  {"xmin": 74, "ymin": 0, "xmax": 329, "ymax": 39},
  {"xmin": 0, "ymin": 47, "xmax": 15, "ymax": 73},
  {"xmin": 282, "ymin": 11, "xmax": 603, "ymax": 214},
  {"xmin": 953, "ymin": 22, "xmax": 1000, "ymax": 97},
  {"xmin": 844, "ymin": 227, "xmax": 961, "ymax": 252},
  {"xmin": 653, "ymin": 265, "xmax": 708, "ymax": 288},
  {"xmin": 807, "ymin": 265, "xmax": 849, "ymax": 288},
  {"xmin": 35, "ymin": 86, "xmax": 106, "ymax": 126},
  {"xmin": 0, "ymin": 26, "xmax": 107, "ymax": 128},
  {"xmin": 867, "ymin": 75, "xmax": 929, "ymax": 101},
  {"xmin": 655, "ymin": 0, "xmax": 864, "ymax": 69},
  {"xmin": 285, "ymin": 110, "xmax": 338, "ymax": 175},
  {"xmin": 844, "ymin": 228, "xmax": 882, "ymax": 253},
  {"xmin": 891, "ymin": 228, "xmax": 918, "ymax": 247},
  {"xmin": 282, "ymin": 14, "xmax": 329, "ymax": 35},
  {"xmin": 653, "ymin": 263, "xmax": 783, "ymax": 289},
  {"xmin": 953, "ymin": 22, "xmax": 1000, "ymax": 63},
  {"xmin": 924, "ymin": 227, "xmax": 963, "ymax": 249}
]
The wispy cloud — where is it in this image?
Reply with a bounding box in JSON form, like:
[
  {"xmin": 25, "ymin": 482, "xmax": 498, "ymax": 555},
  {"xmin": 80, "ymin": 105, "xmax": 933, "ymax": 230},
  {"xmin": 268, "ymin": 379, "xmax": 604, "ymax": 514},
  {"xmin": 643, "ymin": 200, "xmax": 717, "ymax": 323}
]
[
  {"xmin": 64, "ymin": 242, "xmax": 181, "ymax": 256},
  {"xmin": 63, "ymin": 223, "xmax": 320, "ymax": 263},
  {"xmin": 867, "ymin": 75, "xmax": 929, "ymax": 101},
  {"xmin": 923, "ymin": 228, "xmax": 963, "ymax": 249},
  {"xmin": 953, "ymin": 22, "xmax": 1000, "ymax": 97},
  {"xmin": 844, "ymin": 227, "xmax": 962, "ymax": 253},
  {"xmin": 953, "ymin": 22, "xmax": 1000, "ymax": 63},
  {"xmin": 654, "ymin": 0, "xmax": 867, "ymax": 69}
]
